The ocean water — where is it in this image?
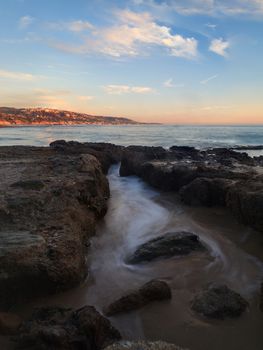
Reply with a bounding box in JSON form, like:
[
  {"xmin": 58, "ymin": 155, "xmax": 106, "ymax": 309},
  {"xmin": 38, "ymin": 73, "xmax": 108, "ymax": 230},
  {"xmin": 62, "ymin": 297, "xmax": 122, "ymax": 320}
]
[{"xmin": 0, "ymin": 124, "xmax": 263, "ymax": 150}]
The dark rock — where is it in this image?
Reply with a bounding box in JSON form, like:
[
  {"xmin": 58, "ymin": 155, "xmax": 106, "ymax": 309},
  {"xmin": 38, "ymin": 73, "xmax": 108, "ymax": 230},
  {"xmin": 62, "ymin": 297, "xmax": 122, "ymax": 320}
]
[
  {"xmin": 11, "ymin": 180, "xmax": 45, "ymax": 191},
  {"xmin": 191, "ymin": 285, "xmax": 248, "ymax": 319},
  {"xmin": 15, "ymin": 306, "xmax": 121, "ymax": 350},
  {"xmin": 126, "ymin": 231, "xmax": 205, "ymax": 264},
  {"xmin": 0, "ymin": 312, "xmax": 22, "ymax": 335},
  {"xmin": 226, "ymin": 177, "xmax": 263, "ymax": 232},
  {"xmin": 104, "ymin": 280, "xmax": 171, "ymax": 316},
  {"xmin": 180, "ymin": 177, "xmax": 232, "ymax": 206}
]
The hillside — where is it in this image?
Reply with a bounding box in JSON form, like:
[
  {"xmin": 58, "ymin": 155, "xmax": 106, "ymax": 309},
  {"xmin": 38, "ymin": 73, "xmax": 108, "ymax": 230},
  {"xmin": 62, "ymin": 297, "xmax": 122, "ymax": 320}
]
[{"xmin": 0, "ymin": 107, "xmax": 140, "ymax": 126}]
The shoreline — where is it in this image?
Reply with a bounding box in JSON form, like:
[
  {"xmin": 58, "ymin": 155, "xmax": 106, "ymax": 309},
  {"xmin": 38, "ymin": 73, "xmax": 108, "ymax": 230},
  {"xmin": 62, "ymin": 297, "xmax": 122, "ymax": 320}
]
[{"xmin": 0, "ymin": 141, "xmax": 262, "ymax": 349}]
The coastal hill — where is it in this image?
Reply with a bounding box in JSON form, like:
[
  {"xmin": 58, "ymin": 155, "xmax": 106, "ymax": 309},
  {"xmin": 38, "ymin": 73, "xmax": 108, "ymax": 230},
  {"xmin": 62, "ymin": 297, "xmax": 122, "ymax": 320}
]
[{"xmin": 0, "ymin": 107, "xmax": 140, "ymax": 126}]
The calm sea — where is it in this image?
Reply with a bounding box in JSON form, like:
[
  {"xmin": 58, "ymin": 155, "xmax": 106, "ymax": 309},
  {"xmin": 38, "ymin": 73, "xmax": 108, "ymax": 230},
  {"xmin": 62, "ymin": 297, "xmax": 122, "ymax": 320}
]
[{"xmin": 1, "ymin": 125, "xmax": 263, "ymax": 154}]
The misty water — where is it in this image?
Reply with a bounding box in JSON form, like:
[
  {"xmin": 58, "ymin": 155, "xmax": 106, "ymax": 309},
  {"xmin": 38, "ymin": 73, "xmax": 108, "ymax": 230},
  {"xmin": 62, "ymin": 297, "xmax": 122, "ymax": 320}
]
[{"xmin": 15, "ymin": 164, "xmax": 263, "ymax": 350}]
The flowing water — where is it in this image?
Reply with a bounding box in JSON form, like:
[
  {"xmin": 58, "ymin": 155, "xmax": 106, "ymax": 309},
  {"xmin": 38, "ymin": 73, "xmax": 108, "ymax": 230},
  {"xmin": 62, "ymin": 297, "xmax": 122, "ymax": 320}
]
[{"xmin": 13, "ymin": 165, "xmax": 263, "ymax": 350}]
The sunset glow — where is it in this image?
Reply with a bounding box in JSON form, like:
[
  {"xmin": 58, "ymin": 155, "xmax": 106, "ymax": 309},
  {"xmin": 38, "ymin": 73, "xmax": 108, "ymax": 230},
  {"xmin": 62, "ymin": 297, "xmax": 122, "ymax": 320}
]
[{"xmin": 0, "ymin": 0, "xmax": 263, "ymax": 124}]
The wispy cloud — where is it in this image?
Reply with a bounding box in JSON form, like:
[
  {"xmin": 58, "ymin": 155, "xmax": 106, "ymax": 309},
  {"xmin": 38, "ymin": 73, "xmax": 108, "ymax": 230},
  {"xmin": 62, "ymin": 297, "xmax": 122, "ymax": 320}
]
[
  {"xmin": 51, "ymin": 10, "xmax": 198, "ymax": 59},
  {"xmin": 19, "ymin": 15, "xmax": 34, "ymax": 29},
  {"xmin": 104, "ymin": 84, "xmax": 154, "ymax": 95},
  {"xmin": 46, "ymin": 20, "xmax": 93, "ymax": 32},
  {"xmin": 163, "ymin": 78, "xmax": 184, "ymax": 88},
  {"xmin": 209, "ymin": 38, "xmax": 229, "ymax": 57},
  {"xmin": 205, "ymin": 23, "xmax": 217, "ymax": 29},
  {"xmin": 200, "ymin": 74, "xmax": 218, "ymax": 84},
  {"xmin": 0, "ymin": 69, "xmax": 38, "ymax": 81},
  {"xmin": 135, "ymin": 0, "xmax": 263, "ymax": 18}
]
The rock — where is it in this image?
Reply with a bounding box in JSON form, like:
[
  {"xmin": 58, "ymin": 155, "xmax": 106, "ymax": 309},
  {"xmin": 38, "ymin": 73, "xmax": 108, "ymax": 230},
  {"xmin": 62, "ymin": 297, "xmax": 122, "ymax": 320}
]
[
  {"xmin": 126, "ymin": 231, "xmax": 205, "ymax": 264},
  {"xmin": 50, "ymin": 140, "xmax": 124, "ymax": 173},
  {"xmin": 191, "ymin": 285, "xmax": 248, "ymax": 319},
  {"xmin": 105, "ymin": 341, "xmax": 188, "ymax": 350},
  {"xmin": 226, "ymin": 177, "xmax": 263, "ymax": 232},
  {"xmin": 0, "ymin": 147, "xmax": 110, "ymax": 309},
  {"xmin": 0, "ymin": 312, "xmax": 22, "ymax": 335},
  {"xmin": 104, "ymin": 280, "xmax": 172, "ymax": 316},
  {"xmin": 15, "ymin": 306, "xmax": 121, "ymax": 350},
  {"xmin": 180, "ymin": 178, "xmax": 232, "ymax": 206}
]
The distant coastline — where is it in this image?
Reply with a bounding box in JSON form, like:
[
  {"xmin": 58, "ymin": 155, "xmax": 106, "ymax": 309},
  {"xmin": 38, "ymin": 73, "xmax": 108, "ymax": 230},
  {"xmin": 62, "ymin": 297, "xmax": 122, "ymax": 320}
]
[{"xmin": 0, "ymin": 106, "xmax": 149, "ymax": 127}]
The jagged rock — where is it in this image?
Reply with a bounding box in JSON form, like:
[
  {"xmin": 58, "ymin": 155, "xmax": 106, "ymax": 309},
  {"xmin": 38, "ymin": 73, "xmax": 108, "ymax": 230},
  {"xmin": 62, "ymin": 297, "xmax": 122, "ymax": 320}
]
[
  {"xmin": 191, "ymin": 285, "xmax": 248, "ymax": 319},
  {"xmin": 180, "ymin": 177, "xmax": 232, "ymax": 206},
  {"xmin": 0, "ymin": 312, "xmax": 22, "ymax": 335},
  {"xmin": 126, "ymin": 231, "xmax": 205, "ymax": 264},
  {"xmin": 15, "ymin": 306, "xmax": 121, "ymax": 350},
  {"xmin": 105, "ymin": 341, "xmax": 188, "ymax": 350},
  {"xmin": 104, "ymin": 280, "xmax": 172, "ymax": 316}
]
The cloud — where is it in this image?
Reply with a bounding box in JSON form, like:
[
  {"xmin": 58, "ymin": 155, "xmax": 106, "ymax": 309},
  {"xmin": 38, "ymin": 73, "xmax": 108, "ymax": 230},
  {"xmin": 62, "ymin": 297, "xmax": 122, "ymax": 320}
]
[
  {"xmin": 163, "ymin": 78, "xmax": 184, "ymax": 88},
  {"xmin": 0, "ymin": 69, "xmax": 37, "ymax": 81},
  {"xmin": 77, "ymin": 95, "xmax": 94, "ymax": 101},
  {"xmin": 135, "ymin": 0, "xmax": 263, "ymax": 17},
  {"xmin": 47, "ymin": 20, "xmax": 93, "ymax": 32},
  {"xmin": 19, "ymin": 15, "xmax": 34, "ymax": 29},
  {"xmin": 200, "ymin": 74, "xmax": 218, "ymax": 84},
  {"xmin": 104, "ymin": 84, "xmax": 154, "ymax": 95},
  {"xmin": 205, "ymin": 23, "xmax": 217, "ymax": 29},
  {"xmin": 51, "ymin": 10, "xmax": 198, "ymax": 59},
  {"xmin": 209, "ymin": 38, "xmax": 229, "ymax": 57}
]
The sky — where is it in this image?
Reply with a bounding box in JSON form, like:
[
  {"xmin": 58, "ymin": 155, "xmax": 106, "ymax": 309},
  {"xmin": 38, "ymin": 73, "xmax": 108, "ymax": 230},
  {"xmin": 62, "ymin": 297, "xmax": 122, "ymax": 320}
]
[{"xmin": 0, "ymin": 0, "xmax": 263, "ymax": 124}]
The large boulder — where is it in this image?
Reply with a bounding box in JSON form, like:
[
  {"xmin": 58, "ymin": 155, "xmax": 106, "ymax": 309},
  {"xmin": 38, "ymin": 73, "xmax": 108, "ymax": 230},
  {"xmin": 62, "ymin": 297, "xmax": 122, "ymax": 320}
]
[
  {"xmin": 191, "ymin": 285, "xmax": 248, "ymax": 319},
  {"xmin": 15, "ymin": 306, "xmax": 121, "ymax": 350},
  {"xmin": 126, "ymin": 231, "xmax": 206, "ymax": 264},
  {"xmin": 104, "ymin": 280, "xmax": 172, "ymax": 316},
  {"xmin": 105, "ymin": 341, "xmax": 187, "ymax": 350},
  {"xmin": 0, "ymin": 147, "xmax": 110, "ymax": 309}
]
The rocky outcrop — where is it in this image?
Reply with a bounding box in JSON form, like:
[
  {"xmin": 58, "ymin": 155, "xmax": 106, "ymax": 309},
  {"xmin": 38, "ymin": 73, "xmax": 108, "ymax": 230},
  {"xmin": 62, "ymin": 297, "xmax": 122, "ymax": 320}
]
[
  {"xmin": 105, "ymin": 341, "xmax": 187, "ymax": 350},
  {"xmin": 120, "ymin": 145, "xmax": 263, "ymax": 232},
  {"xmin": 0, "ymin": 146, "xmax": 110, "ymax": 309},
  {"xmin": 126, "ymin": 232, "xmax": 206, "ymax": 264},
  {"xmin": 15, "ymin": 306, "xmax": 121, "ymax": 350},
  {"xmin": 191, "ymin": 285, "xmax": 248, "ymax": 319},
  {"xmin": 104, "ymin": 280, "xmax": 172, "ymax": 316}
]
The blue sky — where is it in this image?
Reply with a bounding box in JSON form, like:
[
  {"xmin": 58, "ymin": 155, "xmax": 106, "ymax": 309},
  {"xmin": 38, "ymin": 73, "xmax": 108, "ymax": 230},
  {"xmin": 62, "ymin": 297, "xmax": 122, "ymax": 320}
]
[{"xmin": 0, "ymin": 0, "xmax": 262, "ymax": 123}]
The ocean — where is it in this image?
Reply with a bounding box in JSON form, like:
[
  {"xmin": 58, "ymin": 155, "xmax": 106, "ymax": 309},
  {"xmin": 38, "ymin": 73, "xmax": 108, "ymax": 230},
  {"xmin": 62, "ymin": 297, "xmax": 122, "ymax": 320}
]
[{"xmin": 0, "ymin": 124, "xmax": 262, "ymax": 148}]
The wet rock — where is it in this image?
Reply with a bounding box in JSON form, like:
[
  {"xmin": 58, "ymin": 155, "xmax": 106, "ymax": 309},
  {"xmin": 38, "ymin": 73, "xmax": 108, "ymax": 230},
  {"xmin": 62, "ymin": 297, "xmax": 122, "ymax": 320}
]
[
  {"xmin": 191, "ymin": 285, "xmax": 248, "ymax": 319},
  {"xmin": 15, "ymin": 306, "xmax": 121, "ymax": 350},
  {"xmin": 0, "ymin": 312, "xmax": 22, "ymax": 335},
  {"xmin": 126, "ymin": 231, "xmax": 205, "ymax": 264},
  {"xmin": 105, "ymin": 341, "xmax": 187, "ymax": 350},
  {"xmin": 0, "ymin": 147, "xmax": 110, "ymax": 309},
  {"xmin": 104, "ymin": 280, "xmax": 172, "ymax": 316},
  {"xmin": 180, "ymin": 177, "xmax": 232, "ymax": 207}
]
